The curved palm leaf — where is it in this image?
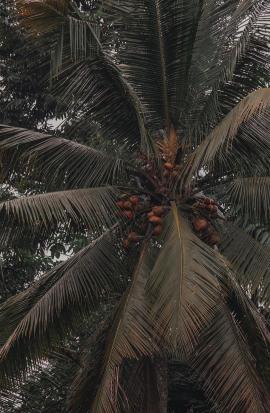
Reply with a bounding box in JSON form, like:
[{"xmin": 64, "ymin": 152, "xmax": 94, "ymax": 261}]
[
  {"xmin": 182, "ymin": 88, "xmax": 270, "ymax": 185},
  {"xmin": 89, "ymin": 242, "xmax": 158, "ymax": 413},
  {"xmin": 182, "ymin": 0, "xmax": 246, "ymax": 137},
  {"xmin": 219, "ymin": 223, "xmax": 270, "ymax": 305},
  {"xmin": 16, "ymin": 0, "xmax": 153, "ymax": 153},
  {"xmin": 228, "ymin": 177, "xmax": 270, "ymax": 224},
  {"xmin": 0, "ymin": 347, "xmax": 77, "ymax": 413},
  {"xmin": 115, "ymin": 0, "xmax": 172, "ymax": 130},
  {"xmin": 226, "ymin": 269, "xmax": 270, "ymax": 349},
  {"xmin": 0, "ymin": 228, "xmax": 122, "ymax": 385},
  {"xmin": 103, "ymin": 0, "xmax": 204, "ymax": 129},
  {"xmin": 216, "ymin": 251, "xmax": 270, "ymax": 346},
  {"xmin": 67, "ymin": 316, "xmax": 112, "ymax": 413},
  {"xmin": 0, "ymin": 186, "xmax": 120, "ymax": 245},
  {"xmin": 17, "ymin": 0, "xmax": 100, "ymax": 65},
  {"xmin": 165, "ymin": 0, "xmax": 203, "ymax": 124},
  {"xmin": 69, "ymin": 338, "xmax": 161, "ymax": 413},
  {"xmin": 147, "ymin": 203, "xmax": 225, "ymax": 356},
  {"xmin": 0, "ymin": 125, "xmax": 129, "ymax": 188},
  {"xmin": 189, "ymin": 0, "xmax": 269, "ymax": 141},
  {"xmin": 193, "ymin": 305, "xmax": 270, "ymax": 413},
  {"xmin": 52, "ymin": 56, "xmax": 154, "ymax": 153}
]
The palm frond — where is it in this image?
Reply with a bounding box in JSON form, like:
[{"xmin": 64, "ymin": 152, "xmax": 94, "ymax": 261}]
[
  {"xmin": 0, "ymin": 228, "xmax": 122, "ymax": 385},
  {"xmin": 228, "ymin": 177, "xmax": 270, "ymax": 224},
  {"xmin": 0, "ymin": 125, "xmax": 129, "ymax": 188},
  {"xmin": 17, "ymin": 0, "xmax": 153, "ymax": 152},
  {"xmin": 188, "ymin": 1, "xmax": 269, "ymax": 142},
  {"xmin": 174, "ymin": 0, "xmax": 238, "ymax": 132},
  {"xmin": 166, "ymin": 0, "xmax": 203, "ymax": 124},
  {"xmin": 0, "ymin": 187, "xmax": 119, "ymax": 246},
  {"xmin": 219, "ymin": 223, "xmax": 270, "ymax": 306},
  {"xmin": 17, "ymin": 0, "xmax": 98, "ymax": 70},
  {"xmin": 114, "ymin": 0, "xmax": 172, "ymax": 130},
  {"xmin": 90, "ymin": 242, "xmax": 158, "ymax": 413},
  {"xmin": 168, "ymin": 361, "xmax": 214, "ymax": 413},
  {"xmin": 151, "ymin": 0, "xmax": 170, "ymax": 129},
  {"xmin": 0, "ymin": 347, "xmax": 77, "ymax": 413},
  {"xmin": 147, "ymin": 203, "xmax": 224, "ymax": 356},
  {"xmin": 52, "ymin": 56, "xmax": 154, "ymax": 153},
  {"xmin": 225, "ymin": 268, "xmax": 270, "ymax": 350},
  {"xmin": 67, "ymin": 316, "xmax": 112, "ymax": 413},
  {"xmin": 216, "ymin": 250, "xmax": 270, "ymax": 346},
  {"xmin": 111, "ymin": 0, "xmax": 203, "ymax": 130},
  {"xmin": 193, "ymin": 305, "xmax": 270, "ymax": 413},
  {"xmin": 123, "ymin": 358, "xmax": 161, "ymax": 413},
  {"xmin": 183, "ymin": 88, "xmax": 270, "ymax": 185}
]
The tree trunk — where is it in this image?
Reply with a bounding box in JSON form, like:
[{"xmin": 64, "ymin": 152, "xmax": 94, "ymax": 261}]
[{"xmin": 155, "ymin": 358, "xmax": 168, "ymax": 413}]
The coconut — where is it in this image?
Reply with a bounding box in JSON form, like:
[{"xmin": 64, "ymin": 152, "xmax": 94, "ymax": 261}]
[
  {"xmin": 130, "ymin": 195, "xmax": 140, "ymax": 205},
  {"xmin": 207, "ymin": 204, "xmax": 218, "ymax": 213},
  {"xmin": 153, "ymin": 225, "xmax": 163, "ymax": 236},
  {"xmin": 117, "ymin": 200, "xmax": 125, "ymax": 209},
  {"xmin": 208, "ymin": 233, "xmax": 221, "ymax": 246},
  {"xmin": 123, "ymin": 210, "xmax": 134, "ymax": 220},
  {"xmin": 149, "ymin": 215, "xmax": 163, "ymax": 225},
  {"xmin": 123, "ymin": 201, "xmax": 132, "ymax": 209},
  {"xmin": 193, "ymin": 217, "xmax": 209, "ymax": 232},
  {"xmin": 152, "ymin": 206, "xmax": 165, "ymax": 216}
]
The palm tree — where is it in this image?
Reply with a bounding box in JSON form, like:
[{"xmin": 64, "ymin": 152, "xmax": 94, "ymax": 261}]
[{"xmin": 0, "ymin": 1, "xmax": 270, "ymax": 412}]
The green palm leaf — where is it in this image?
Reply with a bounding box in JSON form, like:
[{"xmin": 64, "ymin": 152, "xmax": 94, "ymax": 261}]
[
  {"xmin": 90, "ymin": 243, "xmax": 158, "ymax": 413},
  {"xmin": 0, "ymin": 125, "xmax": 129, "ymax": 188},
  {"xmin": 168, "ymin": 0, "xmax": 205, "ymax": 122},
  {"xmin": 180, "ymin": 0, "xmax": 242, "ymax": 135},
  {"xmin": 0, "ymin": 187, "xmax": 120, "ymax": 245},
  {"xmin": 147, "ymin": 203, "xmax": 224, "ymax": 356},
  {"xmin": 193, "ymin": 305, "xmax": 270, "ymax": 413},
  {"xmin": 225, "ymin": 267, "xmax": 270, "ymax": 347},
  {"xmin": 220, "ymin": 223, "xmax": 270, "ymax": 305},
  {"xmin": 99, "ymin": 0, "xmax": 204, "ymax": 127},
  {"xmin": 17, "ymin": 0, "xmax": 97, "ymax": 67},
  {"xmin": 115, "ymin": 0, "xmax": 171, "ymax": 130},
  {"xmin": 190, "ymin": 0, "xmax": 269, "ymax": 141},
  {"xmin": 52, "ymin": 56, "xmax": 153, "ymax": 153},
  {"xmin": 68, "ymin": 317, "xmax": 112, "ymax": 413},
  {"xmin": 0, "ymin": 228, "xmax": 122, "ymax": 384},
  {"xmin": 16, "ymin": 0, "xmax": 153, "ymax": 153},
  {"xmin": 183, "ymin": 88, "xmax": 270, "ymax": 185},
  {"xmin": 228, "ymin": 177, "xmax": 270, "ymax": 224}
]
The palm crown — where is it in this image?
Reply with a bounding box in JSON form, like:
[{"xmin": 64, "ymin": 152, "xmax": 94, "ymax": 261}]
[{"xmin": 0, "ymin": 1, "xmax": 270, "ymax": 412}]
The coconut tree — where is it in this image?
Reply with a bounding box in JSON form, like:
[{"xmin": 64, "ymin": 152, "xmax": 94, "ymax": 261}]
[{"xmin": 0, "ymin": 1, "xmax": 270, "ymax": 412}]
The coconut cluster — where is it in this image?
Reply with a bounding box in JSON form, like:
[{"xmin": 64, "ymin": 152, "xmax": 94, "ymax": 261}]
[
  {"xmin": 117, "ymin": 146, "xmax": 222, "ymax": 250},
  {"xmin": 139, "ymin": 153, "xmax": 180, "ymax": 197},
  {"xmin": 117, "ymin": 195, "xmax": 140, "ymax": 221},
  {"xmin": 117, "ymin": 194, "xmax": 167, "ymax": 249},
  {"xmin": 192, "ymin": 197, "xmax": 221, "ymax": 247},
  {"xmin": 117, "ymin": 193, "xmax": 222, "ymax": 249}
]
